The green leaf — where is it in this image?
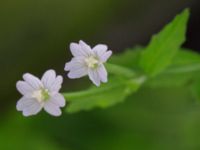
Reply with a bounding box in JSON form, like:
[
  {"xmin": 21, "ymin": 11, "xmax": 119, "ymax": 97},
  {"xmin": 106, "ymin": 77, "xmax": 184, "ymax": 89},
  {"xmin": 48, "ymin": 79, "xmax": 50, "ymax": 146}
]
[
  {"xmin": 165, "ymin": 49, "xmax": 200, "ymax": 74},
  {"xmin": 108, "ymin": 46, "xmax": 200, "ymax": 88},
  {"xmin": 191, "ymin": 79, "xmax": 200, "ymax": 102},
  {"xmin": 64, "ymin": 77, "xmax": 144, "ymax": 113},
  {"xmin": 106, "ymin": 63, "xmax": 136, "ymax": 78},
  {"xmin": 139, "ymin": 9, "xmax": 190, "ymax": 77},
  {"xmin": 108, "ymin": 46, "xmax": 142, "ymax": 69},
  {"xmin": 145, "ymin": 72, "xmax": 196, "ymax": 88},
  {"xmin": 146, "ymin": 49, "xmax": 200, "ymax": 88}
]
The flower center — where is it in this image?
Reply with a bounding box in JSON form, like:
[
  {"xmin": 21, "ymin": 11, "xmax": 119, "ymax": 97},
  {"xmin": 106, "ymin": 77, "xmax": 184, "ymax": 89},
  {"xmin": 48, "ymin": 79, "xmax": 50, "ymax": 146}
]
[
  {"xmin": 85, "ymin": 56, "xmax": 99, "ymax": 69},
  {"xmin": 32, "ymin": 88, "xmax": 50, "ymax": 103}
]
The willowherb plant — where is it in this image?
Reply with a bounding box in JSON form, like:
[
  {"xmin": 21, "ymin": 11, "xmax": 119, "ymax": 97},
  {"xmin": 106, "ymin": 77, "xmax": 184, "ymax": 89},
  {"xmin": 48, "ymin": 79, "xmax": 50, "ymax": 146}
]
[{"xmin": 16, "ymin": 8, "xmax": 200, "ymax": 117}]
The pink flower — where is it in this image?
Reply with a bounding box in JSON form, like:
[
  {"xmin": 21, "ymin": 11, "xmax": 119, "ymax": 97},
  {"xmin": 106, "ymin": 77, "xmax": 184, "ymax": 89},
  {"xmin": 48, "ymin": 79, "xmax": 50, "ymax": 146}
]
[
  {"xmin": 65, "ymin": 40, "xmax": 112, "ymax": 86},
  {"xmin": 16, "ymin": 70, "xmax": 65, "ymax": 117}
]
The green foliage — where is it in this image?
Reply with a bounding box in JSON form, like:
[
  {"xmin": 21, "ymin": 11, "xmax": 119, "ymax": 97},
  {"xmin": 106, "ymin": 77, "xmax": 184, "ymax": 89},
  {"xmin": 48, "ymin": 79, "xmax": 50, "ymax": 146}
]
[
  {"xmin": 108, "ymin": 46, "xmax": 142, "ymax": 69},
  {"xmin": 110, "ymin": 48, "xmax": 200, "ymax": 88},
  {"xmin": 139, "ymin": 9, "xmax": 189, "ymax": 77},
  {"xmin": 63, "ymin": 9, "xmax": 200, "ymax": 113},
  {"xmin": 64, "ymin": 77, "xmax": 143, "ymax": 113},
  {"xmin": 108, "ymin": 47, "xmax": 200, "ymax": 88},
  {"xmin": 166, "ymin": 49, "xmax": 200, "ymax": 73},
  {"xmin": 191, "ymin": 79, "xmax": 200, "ymax": 102},
  {"xmin": 147, "ymin": 49, "xmax": 200, "ymax": 88}
]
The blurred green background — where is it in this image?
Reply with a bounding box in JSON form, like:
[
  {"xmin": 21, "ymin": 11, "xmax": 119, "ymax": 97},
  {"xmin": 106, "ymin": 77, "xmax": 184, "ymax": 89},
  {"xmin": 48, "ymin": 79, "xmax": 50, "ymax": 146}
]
[{"xmin": 1, "ymin": 0, "xmax": 200, "ymax": 149}]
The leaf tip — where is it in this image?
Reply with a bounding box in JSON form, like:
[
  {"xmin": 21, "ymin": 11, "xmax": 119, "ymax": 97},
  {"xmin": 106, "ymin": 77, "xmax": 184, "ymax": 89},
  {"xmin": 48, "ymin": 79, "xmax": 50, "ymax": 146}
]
[{"xmin": 180, "ymin": 8, "xmax": 190, "ymax": 20}]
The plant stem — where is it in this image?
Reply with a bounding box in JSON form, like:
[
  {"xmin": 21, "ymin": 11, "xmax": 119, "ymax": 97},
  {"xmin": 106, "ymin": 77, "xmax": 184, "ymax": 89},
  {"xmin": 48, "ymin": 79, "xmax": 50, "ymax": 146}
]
[
  {"xmin": 63, "ymin": 63, "xmax": 139, "ymax": 100},
  {"xmin": 105, "ymin": 63, "xmax": 135, "ymax": 78},
  {"xmin": 63, "ymin": 83, "xmax": 122, "ymax": 99},
  {"xmin": 165, "ymin": 64, "xmax": 200, "ymax": 74},
  {"xmin": 63, "ymin": 76, "xmax": 147, "ymax": 100}
]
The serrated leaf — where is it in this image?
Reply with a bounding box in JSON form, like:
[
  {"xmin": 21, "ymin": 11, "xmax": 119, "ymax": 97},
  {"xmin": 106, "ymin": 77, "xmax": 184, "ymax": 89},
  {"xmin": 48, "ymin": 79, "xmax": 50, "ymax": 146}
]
[
  {"xmin": 109, "ymin": 46, "xmax": 200, "ymax": 88},
  {"xmin": 146, "ymin": 49, "xmax": 200, "ymax": 87},
  {"xmin": 139, "ymin": 9, "xmax": 190, "ymax": 77},
  {"xmin": 165, "ymin": 49, "xmax": 200, "ymax": 73},
  {"xmin": 64, "ymin": 77, "xmax": 142, "ymax": 113}
]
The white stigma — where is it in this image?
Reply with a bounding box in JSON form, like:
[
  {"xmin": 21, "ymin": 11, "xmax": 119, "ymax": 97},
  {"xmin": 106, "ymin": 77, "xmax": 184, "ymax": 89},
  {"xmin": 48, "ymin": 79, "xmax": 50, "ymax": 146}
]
[
  {"xmin": 32, "ymin": 88, "xmax": 49, "ymax": 103},
  {"xmin": 85, "ymin": 56, "xmax": 99, "ymax": 69}
]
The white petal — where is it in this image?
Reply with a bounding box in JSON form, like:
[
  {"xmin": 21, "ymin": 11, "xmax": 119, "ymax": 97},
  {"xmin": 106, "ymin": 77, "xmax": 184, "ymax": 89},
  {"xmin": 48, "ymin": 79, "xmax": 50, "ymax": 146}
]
[
  {"xmin": 98, "ymin": 65, "xmax": 108, "ymax": 83},
  {"xmin": 49, "ymin": 76, "xmax": 63, "ymax": 92},
  {"xmin": 64, "ymin": 62, "xmax": 73, "ymax": 71},
  {"xmin": 64, "ymin": 57, "xmax": 85, "ymax": 71},
  {"xmin": 65, "ymin": 56, "xmax": 88, "ymax": 79},
  {"xmin": 79, "ymin": 40, "xmax": 91, "ymax": 56},
  {"xmin": 16, "ymin": 97, "xmax": 36, "ymax": 111},
  {"xmin": 68, "ymin": 69, "xmax": 87, "ymax": 79},
  {"xmin": 70, "ymin": 43, "xmax": 87, "ymax": 57},
  {"xmin": 41, "ymin": 69, "xmax": 56, "ymax": 89},
  {"xmin": 50, "ymin": 93, "xmax": 66, "ymax": 107},
  {"xmin": 16, "ymin": 97, "xmax": 42, "ymax": 116},
  {"xmin": 68, "ymin": 67, "xmax": 88, "ymax": 79},
  {"xmin": 44, "ymin": 101, "xmax": 62, "ymax": 116},
  {"xmin": 93, "ymin": 44, "xmax": 108, "ymax": 56},
  {"xmin": 16, "ymin": 81, "xmax": 35, "ymax": 95},
  {"xmin": 23, "ymin": 73, "xmax": 42, "ymax": 89},
  {"xmin": 22, "ymin": 102, "xmax": 42, "ymax": 116},
  {"xmin": 88, "ymin": 69, "xmax": 100, "ymax": 86},
  {"xmin": 92, "ymin": 44, "xmax": 112, "ymax": 62},
  {"xmin": 101, "ymin": 50, "xmax": 112, "ymax": 62}
]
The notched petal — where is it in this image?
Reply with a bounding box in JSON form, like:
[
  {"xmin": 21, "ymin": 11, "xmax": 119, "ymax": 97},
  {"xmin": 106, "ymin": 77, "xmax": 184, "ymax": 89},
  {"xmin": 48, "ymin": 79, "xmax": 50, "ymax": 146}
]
[
  {"xmin": 93, "ymin": 44, "xmax": 108, "ymax": 57},
  {"xmin": 23, "ymin": 73, "xmax": 42, "ymax": 89},
  {"xmin": 98, "ymin": 65, "xmax": 108, "ymax": 83},
  {"xmin": 41, "ymin": 69, "xmax": 56, "ymax": 89},
  {"xmin": 44, "ymin": 101, "xmax": 62, "ymax": 117},
  {"xmin": 79, "ymin": 40, "xmax": 92, "ymax": 56},
  {"xmin": 88, "ymin": 69, "xmax": 101, "ymax": 86},
  {"xmin": 101, "ymin": 50, "xmax": 112, "ymax": 62},
  {"xmin": 68, "ymin": 67, "xmax": 88, "ymax": 79},
  {"xmin": 50, "ymin": 93, "xmax": 66, "ymax": 107},
  {"xmin": 19, "ymin": 98, "xmax": 42, "ymax": 116},
  {"xmin": 16, "ymin": 81, "xmax": 35, "ymax": 95},
  {"xmin": 50, "ymin": 75, "xmax": 63, "ymax": 92},
  {"xmin": 70, "ymin": 43, "xmax": 82, "ymax": 57}
]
